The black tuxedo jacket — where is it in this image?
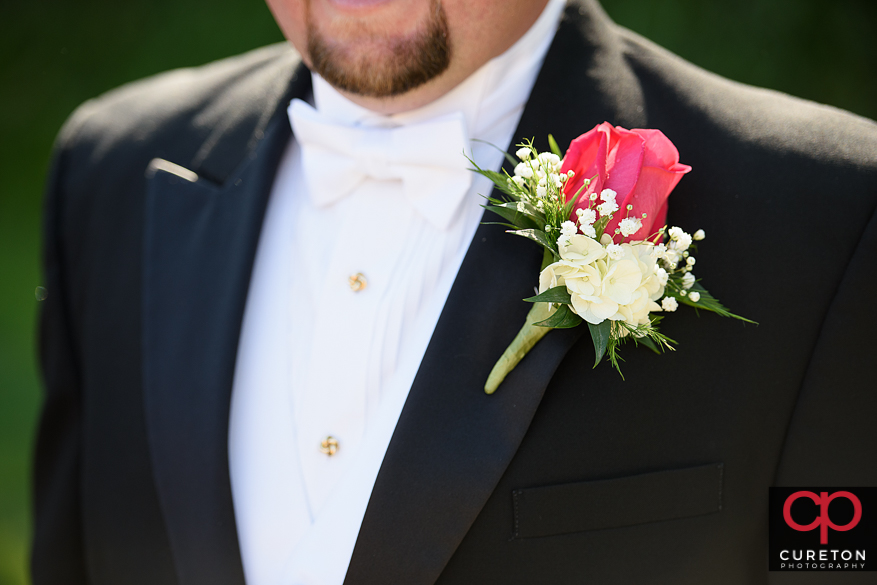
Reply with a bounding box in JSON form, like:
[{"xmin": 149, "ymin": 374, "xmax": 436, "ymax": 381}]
[{"xmin": 33, "ymin": 1, "xmax": 877, "ymax": 584}]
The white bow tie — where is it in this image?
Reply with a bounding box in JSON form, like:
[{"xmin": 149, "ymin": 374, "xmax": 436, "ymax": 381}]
[{"xmin": 288, "ymin": 99, "xmax": 473, "ymax": 231}]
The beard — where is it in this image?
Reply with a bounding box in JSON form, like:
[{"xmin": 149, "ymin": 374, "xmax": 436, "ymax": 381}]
[{"xmin": 306, "ymin": 0, "xmax": 451, "ymax": 98}]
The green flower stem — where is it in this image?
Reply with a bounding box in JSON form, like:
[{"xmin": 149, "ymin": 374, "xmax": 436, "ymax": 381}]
[{"xmin": 484, "ymin": 302, "xmax": 554, "ymax": 394}]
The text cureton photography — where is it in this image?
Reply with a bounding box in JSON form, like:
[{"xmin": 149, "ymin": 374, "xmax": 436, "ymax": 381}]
[{"xmin": 769, "ymin": 487, "xmax": 875, "ymax": 572}]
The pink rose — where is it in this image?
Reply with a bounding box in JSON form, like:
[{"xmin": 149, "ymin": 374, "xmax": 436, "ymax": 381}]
[{"xmin": 560, "ymin": 122, "xmax": 691, "ymax": 241}]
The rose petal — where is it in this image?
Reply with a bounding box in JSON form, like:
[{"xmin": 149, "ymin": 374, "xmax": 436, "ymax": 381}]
[
  {"xmin": 602, "ymin": 126, "xmax": 645, "ymax": 202},
  {"xmin": 604, "ymin": 165, "xmax": 690, "ymax": 240},
  {"xmin": 632, "ymin": 129, "xmax": 682, "ymax": 168}
]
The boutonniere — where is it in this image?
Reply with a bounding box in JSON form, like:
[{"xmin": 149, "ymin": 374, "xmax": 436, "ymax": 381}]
[{"xmin": 472, "ymin": 122, "xmax": 753, "ymax": 394}]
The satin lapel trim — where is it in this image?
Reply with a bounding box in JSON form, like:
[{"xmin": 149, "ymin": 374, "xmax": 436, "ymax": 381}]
[
  {"xmin": 142, "ymin": 114, "xmax": 291, "ymax": 585},
  {"xmin": 344, "ymin": 2, "xmax": 645, "ymax": 584}
]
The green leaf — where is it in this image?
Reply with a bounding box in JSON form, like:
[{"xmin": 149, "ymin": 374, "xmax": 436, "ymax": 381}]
[
  {"xmin": 508, "ymin": 228, "xmax": 558, "ymax": 256},
  {"xmin": 636, "ymin": 335, "xmax": 661, "ymax": 354},
  {"xmin": 485, "ymin": 203, "xmax": 541, "ymax": 230},
  {"xmin": 593, "ymin": 215, "xmax": 611, "ymax": 241},
  {"xmin": 523, "ymin": 286, "xmax": 571, "ymax": 304},
  {"xmin": 588, "ymin": 320, "xmax": 611, "ymax": 367},
  {"xmin": 534, "ymin": 303, "xmax": 582, "ymax": 329},
  {"xmin": 488, "ymin": 200, "xmax": 545, "ymax": 227},
  {"xmin": 672, "ymin": 283, "xmax": 757, "ymax": 324},
  {"xmin": 548, "ymin": 134, "xmax": 563, "ymax": 158},
  {"xmin": 466, "ymin": 154, "xmax": 518, "ymax": 197},
  {"xmin": 472, "ymin": 168, "xmax": 516, "ymax": 196},
  {"xmin": 471, "ymin": 138, "xmax": 519, "ymax": 168}
]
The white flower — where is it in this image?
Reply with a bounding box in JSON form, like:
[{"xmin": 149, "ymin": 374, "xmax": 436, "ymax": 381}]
[
  {"xmin": 661, "ymin": 297, "xmax": 678, "ymax": 312},
  {"xmin": 516, "ymin": 147, "xmax": 532, "ymax": 161},
  {"xmin": 578, "ymin": 208, "xmax": 597, "ymax": 226},
  {"xmin": 580, "ymin": 223, "xmax": 597, "ymax": 238},
  {"xmin": 567, "ymin": 170, "xmax": 575, "ymax": 178},
  {"xmin": 510, "ymin": 176, "xmax": 525, "ymax": 188},
  {"xmin": 560, "ymin": 221, "xmax": 578, "ymax": 238},
  {"xmin": 600, "ymin": 189, "xmax": 617, "ymax": 203},
  {"xmin": 668, "ymin": 227, "xmax": 693, "ymax": 252},
  {"xmin": 686, "ymin": 256, "xmax": 696, "ymax": 266},
  {"xmin": 676, "ymin": 233, "xmax": 693, "ymax": 251},
  {"xmin": 514, "ymin": 163, "xmax": 534, "ymax": 179},
  {"xmin": 668, "ymin": 226, "xmax": 685, "ymax": 240},
  {"xmin": 600, "ymin": 258, "xmax": 642, "ymax": 306},
  {"xmin": 656, "ymin": 267, "xmax": 669, "ymax": 286},
  {"xmin": 558, "ymin": 234, "xmax": 607, "ymax": 266},
  {"xmin": 548, "ymin": 240, "xmax": 668, "ymax": 328},
  {"xmin": 597, "ymin": 200, "xmax": 619, "ymax": 216},
  {"xmin": 688, "ymin": 291, "xmax": 701, "ymax": 302},
  {"xmin": 606, "ymin": 244, "xmax": 624, "ymax": 260},
  {"xmin": 619, "ymin": 217, "xmax": 643, "ymax": 237},
  {"xmin": 693, "ymin": 229, "xmax": 706, "ymax": 241},
  {"xmin": 651, "ymin": 243, "xmax": 666, "ymax": 259},
  {"xmin": 589, "ymin": 192, "xmax": 599, "ymax": 201},
  {"xmin": 536, "ymin": 185, "xmax": 547, "ymax": 198},
  {"xmin": 553, "ymin": 174, "xmax": 564, "ymax": 188},
  {"xmin": 662, "ymin": 247, "xmax": 681, "ymax": 268},
  {"xmin": 537, "ymin": 152, "xmax": 561, "ymax": 170},
  {"xmin": 538, "ymin": 261, "xmax": 578, "ymax": 294},
  {"xmin": 681, "ymin": 272, "xmax": 696, "ymax": 289}
]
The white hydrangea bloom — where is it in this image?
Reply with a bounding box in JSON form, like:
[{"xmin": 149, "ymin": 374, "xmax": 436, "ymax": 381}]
[
  {"xmin": 661, "ymin": 297, "xmax": 678, "ymax": 312},
  {"xmin": 619, "ymin": 217, "xmax": 643, "ymax": 237},
  {"xmin": 688, "ymin": 291, "xmax": 701, "ymax": 302},
  {"xmin": 557, "ymin": 234, "xmax": 608, "ymax": 266},
  {"xmin": 693, "ymin": 229, "xmax": 706, "ymax": 241},
  {"xmin": 681, "ymin": 272, "xmax": 696, "ymax": 289},
  {"xmin": 514, "ymin": 162, "xmax": 534, "ymax": 179}
]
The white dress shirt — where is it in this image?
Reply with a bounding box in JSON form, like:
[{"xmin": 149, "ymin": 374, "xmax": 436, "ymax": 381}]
[{"xmin": 228, "ymin": 2, "xmax": 565, "ymax": 583}]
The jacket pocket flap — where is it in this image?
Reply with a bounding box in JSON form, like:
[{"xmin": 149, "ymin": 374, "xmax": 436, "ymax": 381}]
[{"xmin": 512, "ymin": 463, "xmax": 723, "ymax": 539}]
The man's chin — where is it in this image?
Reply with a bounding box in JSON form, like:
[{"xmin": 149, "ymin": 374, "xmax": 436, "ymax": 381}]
[{"xmin": 306, "ymin": 0, "xmax": 450, "ymax": 99}]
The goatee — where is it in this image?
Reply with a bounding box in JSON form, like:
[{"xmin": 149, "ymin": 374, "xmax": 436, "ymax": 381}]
[{"xmin": 306, "ymin": 1, "xmax": 451, "ymax": 98}]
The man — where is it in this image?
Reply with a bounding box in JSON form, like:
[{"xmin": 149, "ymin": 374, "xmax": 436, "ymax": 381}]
[{"xmin": 33, "ymin": 0, "xmax": 877, "ymax": 584}]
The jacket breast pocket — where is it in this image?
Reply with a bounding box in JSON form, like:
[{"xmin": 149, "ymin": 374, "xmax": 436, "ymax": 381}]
[{"xmin": 512, "ymin": 463, "xmax": 723, "ymax": 539}]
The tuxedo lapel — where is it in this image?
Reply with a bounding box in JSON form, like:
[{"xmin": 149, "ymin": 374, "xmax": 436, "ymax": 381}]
[
  {"xmin": 141, "ymin": 56, "xmax": 309, "ymax": 585},
  {"xmin": 344, "ymin": 2, "xmax": 645, "ymax": 584}
]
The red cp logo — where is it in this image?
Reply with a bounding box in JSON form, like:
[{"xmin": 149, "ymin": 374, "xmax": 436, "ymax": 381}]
[{"xmin": 783, "ymin": 491, "xmax": 862, "ymax": 544}]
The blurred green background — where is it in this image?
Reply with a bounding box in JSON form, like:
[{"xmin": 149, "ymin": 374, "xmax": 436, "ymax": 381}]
[{"xmin": 0, "ymin": 0, "xmax": 875, "ymax": 583}]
